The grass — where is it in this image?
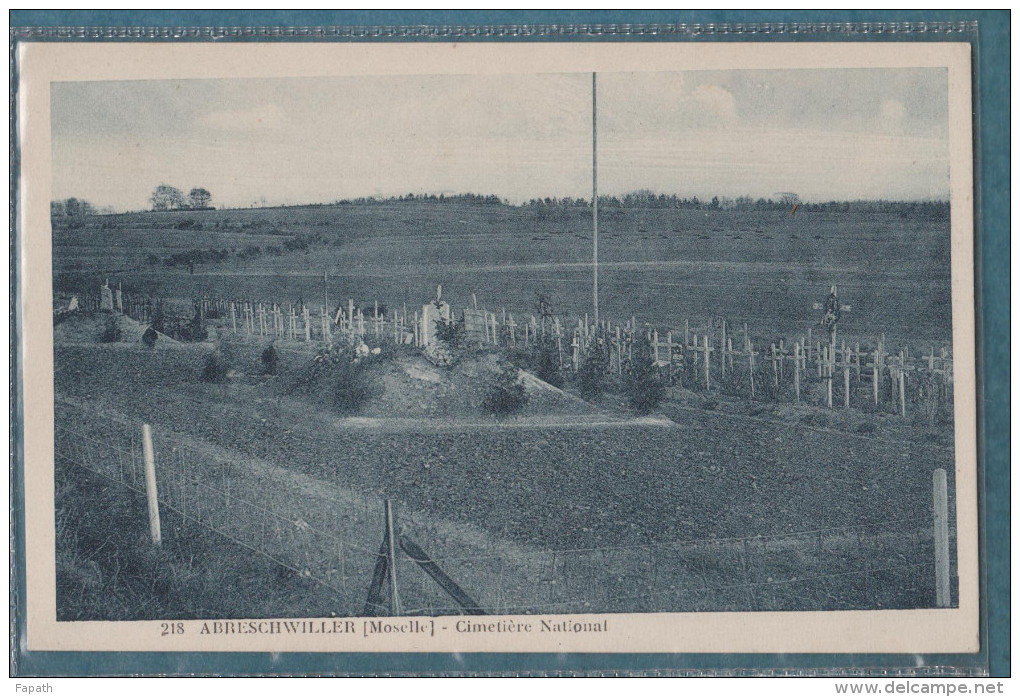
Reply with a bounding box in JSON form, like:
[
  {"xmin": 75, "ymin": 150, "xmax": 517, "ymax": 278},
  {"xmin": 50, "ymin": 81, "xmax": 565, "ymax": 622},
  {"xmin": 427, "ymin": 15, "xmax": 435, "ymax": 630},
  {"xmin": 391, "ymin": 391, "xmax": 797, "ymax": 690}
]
[{"xmin": 55, "ymin": 458, "xmax": 342, "ymax": 621}]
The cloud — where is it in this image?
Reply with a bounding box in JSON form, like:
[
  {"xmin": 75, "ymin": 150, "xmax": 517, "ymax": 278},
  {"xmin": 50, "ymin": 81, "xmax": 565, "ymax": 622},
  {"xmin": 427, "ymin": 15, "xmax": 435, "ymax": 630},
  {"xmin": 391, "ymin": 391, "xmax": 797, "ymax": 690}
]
[{"xmin": 197, "ymin": 103, "xmax": 286, "ymax": 131}]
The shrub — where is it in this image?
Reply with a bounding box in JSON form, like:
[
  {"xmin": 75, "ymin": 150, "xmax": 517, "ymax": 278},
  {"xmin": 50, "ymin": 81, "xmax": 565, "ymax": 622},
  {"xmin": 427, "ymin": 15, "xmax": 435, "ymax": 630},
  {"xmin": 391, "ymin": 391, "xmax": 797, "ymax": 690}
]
[
  {"xmin": 297, "ymin": 346, "xmax": 379, "ymax": 415},
  {"xmin": 283, "ymin": 236, "xmax": 311, "ymax": 252},
  {"xmin": 532, "ymin": 333, "xmax": 563, "ymax": 388},
  {"xmin": 625, "ymin": 335, "xmax": 665, "ymax": 414},
  {"xmin": 236, "ymin": 245, "xmax": 263, "ymax": 261},
  {"xmin": 141, "ymin": 326, "xmax": 158, "ymax": 348},
  {"xmin": 331, "ymin": 358, "xmax": 374, "ymax": 414},
  {"xmin": 260, "ymin": 343, "xmax": 280, "ymax": 375},
  {"xmin": 483, "ymin": 364, "xmax": 528, "ymax": 415},
  {"xmin": 200, "ymin": 351, "xmax": 230, "ymax": 383},
  {"xmin": 575, "ymin": 330, "xmax": 610, "ymax": 400},
  {"xmin": 434, "ymin": 317, "xmax": 466, "ymax": 348},
  {"xmin": 181, "ymin": 307, "xmax": 208, "ymax": 342},
  {"xmin": 100, "ymin": 316, "xmax": 122, "ymax": 343}
]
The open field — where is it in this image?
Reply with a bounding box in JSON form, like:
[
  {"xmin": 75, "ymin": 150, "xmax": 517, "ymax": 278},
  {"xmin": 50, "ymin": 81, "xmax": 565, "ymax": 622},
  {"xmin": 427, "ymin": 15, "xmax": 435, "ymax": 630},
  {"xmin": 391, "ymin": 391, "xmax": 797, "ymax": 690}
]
[{"xmin": 54, "ymin": 201, "xmax": 953, "ymax": 346}]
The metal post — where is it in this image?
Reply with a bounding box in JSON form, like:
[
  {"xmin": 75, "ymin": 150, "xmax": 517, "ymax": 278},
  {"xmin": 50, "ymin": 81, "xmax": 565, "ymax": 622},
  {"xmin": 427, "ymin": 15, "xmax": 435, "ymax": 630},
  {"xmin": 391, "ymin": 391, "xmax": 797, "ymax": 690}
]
[
  {"xmin": 385, "ymin": 500, "xmax": 402, "ymax": 615},
  {"xmin": 933, "ymin": 469, "xmax": 951, "ymax": 607}
]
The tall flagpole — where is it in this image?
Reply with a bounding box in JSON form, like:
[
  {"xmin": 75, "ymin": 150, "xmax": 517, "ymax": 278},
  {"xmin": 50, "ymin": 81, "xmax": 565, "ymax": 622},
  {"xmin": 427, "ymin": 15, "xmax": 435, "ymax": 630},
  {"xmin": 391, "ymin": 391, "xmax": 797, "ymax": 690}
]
[{"xmin": 592, "ymin": 72, "xmax": 599, "ymax": 326}]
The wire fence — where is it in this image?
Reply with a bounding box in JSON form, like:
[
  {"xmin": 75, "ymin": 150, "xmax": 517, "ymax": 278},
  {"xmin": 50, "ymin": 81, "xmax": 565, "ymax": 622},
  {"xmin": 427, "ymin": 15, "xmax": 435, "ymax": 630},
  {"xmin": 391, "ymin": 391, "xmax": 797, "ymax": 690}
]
[{"xmin": 55, "ymin": 399, "xmax": 948, "ymax": 616}]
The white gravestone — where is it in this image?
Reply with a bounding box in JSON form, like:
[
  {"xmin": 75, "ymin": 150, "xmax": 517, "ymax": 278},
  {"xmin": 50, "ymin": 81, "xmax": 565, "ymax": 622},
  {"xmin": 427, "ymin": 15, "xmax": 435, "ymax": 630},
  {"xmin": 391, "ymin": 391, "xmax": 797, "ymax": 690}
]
[
  {"xmin": 99, "ymin": 281, "xmax": 114, "ymax": 312},
  {"xmin": 420, "ymin": 285, "xmax": 451, "ymax": 346}
]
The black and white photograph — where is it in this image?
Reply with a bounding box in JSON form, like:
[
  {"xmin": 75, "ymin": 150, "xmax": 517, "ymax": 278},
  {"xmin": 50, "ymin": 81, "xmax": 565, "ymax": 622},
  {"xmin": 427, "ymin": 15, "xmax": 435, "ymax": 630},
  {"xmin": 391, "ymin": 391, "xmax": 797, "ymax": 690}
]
[{"xmin": 19, "ymin": 41, "xmax": 979, "ymax": 654}]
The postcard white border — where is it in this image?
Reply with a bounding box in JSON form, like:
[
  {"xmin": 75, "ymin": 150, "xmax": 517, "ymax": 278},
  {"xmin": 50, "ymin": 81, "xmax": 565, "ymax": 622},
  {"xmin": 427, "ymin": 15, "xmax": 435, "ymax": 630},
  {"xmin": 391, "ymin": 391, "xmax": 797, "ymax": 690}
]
[{"xmin": 17, "ymin": 40, "xmax": 978, "ymax": 654}]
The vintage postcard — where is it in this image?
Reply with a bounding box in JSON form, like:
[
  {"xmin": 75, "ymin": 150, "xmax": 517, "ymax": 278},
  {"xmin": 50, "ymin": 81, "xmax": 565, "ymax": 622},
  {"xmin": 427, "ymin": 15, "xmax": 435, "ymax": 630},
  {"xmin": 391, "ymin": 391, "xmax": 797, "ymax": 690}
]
[{"xmin": 15, "ymin": 40, "xmax": 978, "ymax": 655}]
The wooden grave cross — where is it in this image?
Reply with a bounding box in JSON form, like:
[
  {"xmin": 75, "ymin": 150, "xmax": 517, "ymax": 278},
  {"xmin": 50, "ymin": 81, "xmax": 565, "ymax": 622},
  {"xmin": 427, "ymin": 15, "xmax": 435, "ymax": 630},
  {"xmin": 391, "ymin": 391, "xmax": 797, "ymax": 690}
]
[
  {"xmin": 693, "ymin": 335, "xmax": 713, "ymax": 389},
  {"xmin": 747, "ymin": 342, "xmax": 759, "ymax": 398},
  {"xmin": 812, "ymin": 284, "xmax": 852, "ymax": 347},
  {"xmin": 833, "ymin": 345, "xmax": 854, "ymax": 409},
  {"xmin": 553, "ymin": 317, "xmax": 562, "ymax": 366}
]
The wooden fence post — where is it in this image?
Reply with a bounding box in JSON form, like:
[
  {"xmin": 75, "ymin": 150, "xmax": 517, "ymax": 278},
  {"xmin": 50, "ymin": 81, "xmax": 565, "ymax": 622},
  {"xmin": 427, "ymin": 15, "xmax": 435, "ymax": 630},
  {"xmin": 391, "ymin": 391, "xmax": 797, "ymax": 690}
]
[
  {"xmin": 932, "ymin": 468, "xmax": 951, "ymax": 608},
  {"xmin": 141, "ymin": 424, "xmax": 162, "ymax": 546},
  {"xmin": 230, "ymin": 302, "xmax": 237, "ymax": 334}
]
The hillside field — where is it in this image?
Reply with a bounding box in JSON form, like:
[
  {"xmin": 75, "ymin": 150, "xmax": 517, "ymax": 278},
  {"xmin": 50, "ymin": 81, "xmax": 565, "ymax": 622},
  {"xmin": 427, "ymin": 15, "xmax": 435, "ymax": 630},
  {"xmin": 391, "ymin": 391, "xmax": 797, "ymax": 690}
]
[{"xmin": 53, "ymin": 201, "xmax": 953, "ymax": 347}]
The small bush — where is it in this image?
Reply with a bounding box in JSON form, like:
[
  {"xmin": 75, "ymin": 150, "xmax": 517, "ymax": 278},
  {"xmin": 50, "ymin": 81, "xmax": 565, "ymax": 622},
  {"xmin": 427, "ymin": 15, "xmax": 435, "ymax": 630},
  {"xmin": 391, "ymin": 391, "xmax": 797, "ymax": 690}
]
[
  {"xmin": 532, "ymin": 333, "xmax": 563, "ymax": 388},
  {"xmin": 261, "ymin": 343, "xmax": 280, "ymax": 375},
  {"xmin": 625, "ymin": 335, "xmax": 665, "ymax": 414},
  {"xmin": 283, "ymin": 236, "xmax": 311, "ymax": 252},
  {"xmin": 150, "ymin": 302, "xmax": 166, "ymax": 335},
  {"xmin": 575, "ymin": 330, "xmax": 610, "ymax": 400},
  {"xmin": 331, "ymin": 358, "xmax": 374, "ymax": 414},
  {"xmin": 297, "ymin": 346, "xmax": 379, "ymax": 415},
  {"xmin": 100, "ymin": 316, "xmax": 122, "ymax": 343},
  {"xmin": 434, "ymin": 317, "xmax": 466, "ymax": 348},
  {"xmin": 200, "ymin": 351, "xmax": 230, "ymax": 384},
  {"xmin": 483, "ymin": 364, "xmax": 529, "ymax": 415}
]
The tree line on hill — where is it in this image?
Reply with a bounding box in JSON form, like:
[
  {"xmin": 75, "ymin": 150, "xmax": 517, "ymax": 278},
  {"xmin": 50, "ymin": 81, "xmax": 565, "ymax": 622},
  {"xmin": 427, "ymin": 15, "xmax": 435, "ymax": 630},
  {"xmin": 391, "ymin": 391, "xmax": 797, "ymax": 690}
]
[
  {"xmin": 51, "ymin": 188, "xmax": 949, "ymax": 219},
  {"xmin": 524, "ymin": 191, "xmax": 949, "ymax": 216},
  {"xmin": 332, "ymin": 191, "xmax": 948, "ymax": 216}
]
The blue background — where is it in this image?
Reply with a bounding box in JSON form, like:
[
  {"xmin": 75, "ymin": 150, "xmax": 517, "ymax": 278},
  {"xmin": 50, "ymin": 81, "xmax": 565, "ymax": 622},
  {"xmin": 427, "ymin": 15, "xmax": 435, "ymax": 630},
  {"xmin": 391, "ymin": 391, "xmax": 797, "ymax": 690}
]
[{"xmin": 9, "ymin": 9, "xmax": 1009, "ymax": 677}]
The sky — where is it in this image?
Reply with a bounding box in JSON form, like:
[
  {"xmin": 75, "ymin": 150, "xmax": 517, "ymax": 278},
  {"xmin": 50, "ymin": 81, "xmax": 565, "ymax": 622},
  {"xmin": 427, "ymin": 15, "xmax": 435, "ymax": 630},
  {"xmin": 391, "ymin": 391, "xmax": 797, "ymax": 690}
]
[{"xmin": 50, "ymin": 68, "xmax": 950, "ymax": 212}]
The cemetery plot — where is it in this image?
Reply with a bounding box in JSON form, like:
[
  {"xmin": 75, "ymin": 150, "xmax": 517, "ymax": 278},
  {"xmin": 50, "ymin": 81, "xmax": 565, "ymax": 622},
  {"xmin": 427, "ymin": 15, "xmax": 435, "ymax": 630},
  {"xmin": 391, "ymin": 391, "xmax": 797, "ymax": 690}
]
[
  {"xmin": 51, "ymin": 201, "xmax": 958, "ymax": 617},
  {"xmin": 53, "ymin": 311, "xmax": 957, "ymax": 615}
]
